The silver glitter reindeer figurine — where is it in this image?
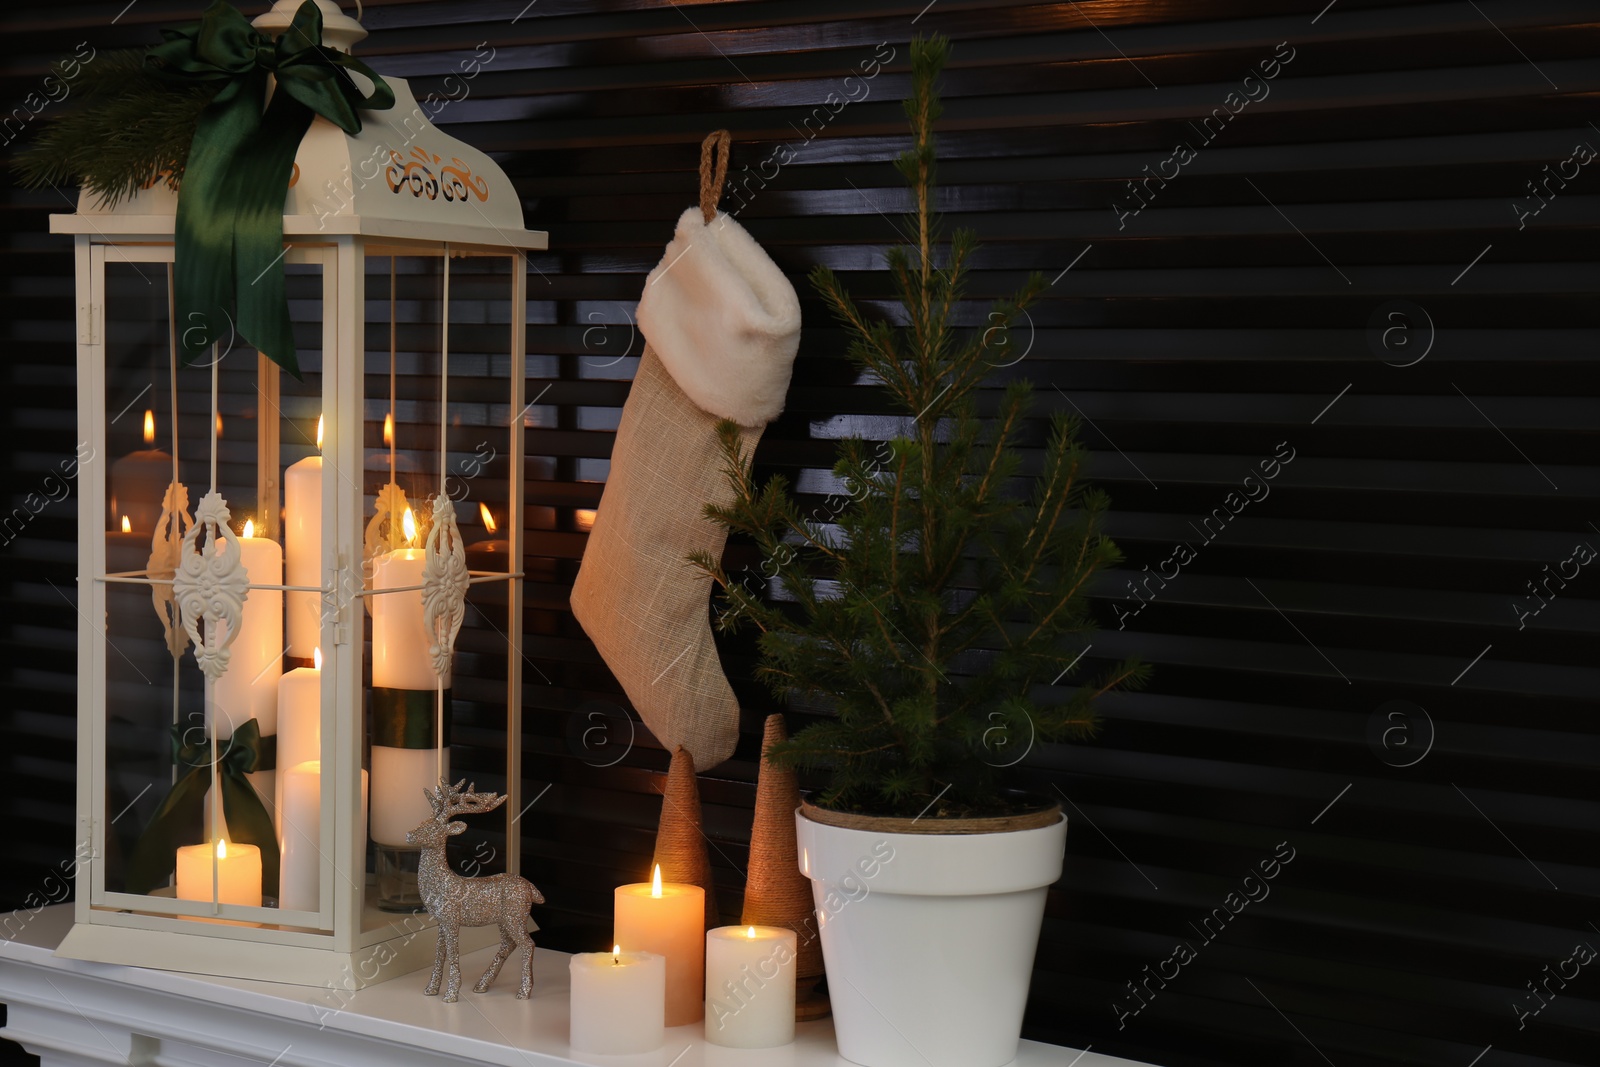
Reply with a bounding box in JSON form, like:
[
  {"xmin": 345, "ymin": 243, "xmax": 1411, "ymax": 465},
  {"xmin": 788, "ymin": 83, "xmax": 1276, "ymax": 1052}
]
[{"xmin": 407, "ymin": 778, "xmax": 545, "ymax": 1001}]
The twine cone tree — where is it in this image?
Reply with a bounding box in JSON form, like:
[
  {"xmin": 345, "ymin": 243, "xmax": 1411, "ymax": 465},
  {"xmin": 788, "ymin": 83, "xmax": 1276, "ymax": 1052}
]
[
  {"xmin": 651, "ymin": 746, "xmax": 719, "ymax": 928},
  {"xmin": 692, "ymin": 35, "xmax": 1148, "ymax": 819},
  {"xmin": 742, "ymin": 714, "xmax": 828, "ymax": 1014}
]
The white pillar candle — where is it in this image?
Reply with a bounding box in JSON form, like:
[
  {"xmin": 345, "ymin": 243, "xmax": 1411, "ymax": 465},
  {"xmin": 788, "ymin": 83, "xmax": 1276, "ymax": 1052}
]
[
  {"xmin": 175, "ymin": 839, "xmax": 262, "ymax": 907},
  {"xmin": 274, "ymin": 649, "xmax": 321, "ymax": 828},
  {"xmin": 207, "ymin": 523, "xmax": 283, "ymax": 809},
  {"xmin": 369, "ymin": 747, "xmax": 446, "ymax": 846},
  {"xmin": 614, "ymin": 865, "xmax": 706, "ymax": 1026},
  {"xmin": 704, "ymin": 925, "xmax": 797, "ymax": 1048},
  {"xmin": 284, "ymin": 444, "xmax": 323, "ymax": 660},
  {"xmin": 370, "ymin": 543, "xmax": 449, "ymax": 847},
  {"xmin": 280, "ymin": 760, "xmax": 368, "ymax": 915},
  {"xmin": 569, "ymin": 948, "xmax": 665, "ymax": 1054}
]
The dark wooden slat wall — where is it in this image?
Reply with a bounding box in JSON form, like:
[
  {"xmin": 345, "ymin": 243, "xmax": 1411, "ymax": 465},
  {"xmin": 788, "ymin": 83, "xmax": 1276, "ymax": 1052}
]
[{"xmin": 3, "ymin": 3, "xmax": 1597, "ymax": 1067}]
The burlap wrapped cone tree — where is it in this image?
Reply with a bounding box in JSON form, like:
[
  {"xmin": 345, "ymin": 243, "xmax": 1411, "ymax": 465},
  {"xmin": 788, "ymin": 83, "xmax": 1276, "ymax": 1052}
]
[
  {"xmin": 651, "ymin": 746, "xmax": 719, "ymax": 929},
  {"xmin": 743, "ymin": 713, "xmax": 829, "ymax": 1017}
]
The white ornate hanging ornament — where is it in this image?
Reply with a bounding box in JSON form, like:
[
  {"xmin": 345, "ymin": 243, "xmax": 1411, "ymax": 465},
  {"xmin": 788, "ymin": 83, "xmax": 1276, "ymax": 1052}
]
[
  {"xmin": 147, "ymin": 480, "xmax": 194, "ymax": 659},
  {"xmin": 171, "ymin": 491, "xmax": 251, "ymax": 683},
  {"xmin": 421, "ymin": 493, "xmax": 469, "ymax": 682}
]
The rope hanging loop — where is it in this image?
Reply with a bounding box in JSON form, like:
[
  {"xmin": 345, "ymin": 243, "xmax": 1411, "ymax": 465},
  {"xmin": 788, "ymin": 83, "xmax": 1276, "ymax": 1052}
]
[{"xmin": 699, "ymin": 129, "xmax": 732, "ymax": 223}]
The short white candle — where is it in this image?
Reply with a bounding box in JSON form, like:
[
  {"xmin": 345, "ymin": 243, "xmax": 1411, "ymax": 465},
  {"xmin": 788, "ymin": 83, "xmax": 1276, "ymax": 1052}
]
[
  {"xmin": 704, "ymin": 925, "xmax": 797, "ymax": 1048},
  {"xmin": 280, "ymin": 760, "xmax": 368, "ymax": 915},
  {"xmin": 175, "ymin": 839, "xmax": 262, "ymax": 908},
  {"xmin": 614, "ymin": 865, "xmax": 706, "ymax": 1026},
  {"xmin": 569, "ymin": 947, "xmax": 665, "ymax": 1054},
  {"xmin": 283, "ymin": 419, "xmax": 323, "ymax": 659}
]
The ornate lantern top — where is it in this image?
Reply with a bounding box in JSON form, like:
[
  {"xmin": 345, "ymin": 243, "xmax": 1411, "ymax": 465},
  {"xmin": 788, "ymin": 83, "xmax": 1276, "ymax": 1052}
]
[
  {"xmin": 255, "ymin": 0, "xmax": 367, "ymax": 51},
  {"xmin": 52, "ymin": 0, "xmax": 545, "ymax": 253}
]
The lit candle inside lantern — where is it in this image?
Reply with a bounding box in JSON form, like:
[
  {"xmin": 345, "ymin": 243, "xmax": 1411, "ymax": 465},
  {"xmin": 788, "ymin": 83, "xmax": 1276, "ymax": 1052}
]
[
  {"xmin": 279, "ymin": 759, "xmax": 368, "ymax": 914},
  {"xmin": 283, "ymin": 414, "xmax": 323, "ymax": 661},
  {"xmin": 275, "ymin": 647, "xmax": 321, "ymax": 829},
  {"xmin": 569, "ymin": 944, "xmax": 666, "ymax": 1054},
  {"xmin": 206, "ymin": 518, "xmax": 283, "ymax": 815},
  {"xmin": 704, "ymin": 924, "xmax": 798, "ymax": 1047},
  {"xmin": 369, "ymin": 508, "xmax": 450, "ymax": 847},
  {"xmin": 614, "ymin": 864, "xmax": 706, "ymax": 1026},
  {"xmin": 175, "ymin": 838, "xmax": 262, "ymax": 908},
  {"xmin": 466, "ymin": 502, "xmax": 511, "ymax": 574},
  {"xmin": 108, "ymin": 409, "xmax": 172, "ymax": 534},
  {"xmin": 367, "ymin": 411, "xmax": 417, "ymax": 496},
  {"xmin": 106, "ymin": 514, "xmax": 143, "ymax": 573}
]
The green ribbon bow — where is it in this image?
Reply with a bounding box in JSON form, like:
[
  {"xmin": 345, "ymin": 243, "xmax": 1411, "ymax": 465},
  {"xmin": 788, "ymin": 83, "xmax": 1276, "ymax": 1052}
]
[
  {"xmin": 125, "ymin": 717, "xmax": 281, "ymax": 901},
  {"xmin": 147, "ymin": 1, "xmax": 394, "ymax": 377}
]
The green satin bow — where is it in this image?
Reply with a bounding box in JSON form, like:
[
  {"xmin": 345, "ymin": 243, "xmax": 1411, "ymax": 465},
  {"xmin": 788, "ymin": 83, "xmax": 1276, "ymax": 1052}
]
[
  {"xmin": 125, "ymin": 717, "xmax": 281, "ymax": 901},
  {"xmin": 147, "ymin": 1, "xmax": 394, "ymax": 377}
]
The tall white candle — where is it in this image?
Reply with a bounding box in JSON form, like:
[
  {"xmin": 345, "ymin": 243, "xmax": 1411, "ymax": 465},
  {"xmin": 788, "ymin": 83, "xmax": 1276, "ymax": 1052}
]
[
  {"xmin": 284, "ymin": 424, "xmax": 323, "ymax": 659},
  {"xmin": 280, "ymin": 760, "xmax": 367, "ymax": 915},
  {"xmin": 275, "ymin": 649, "xmax": 321, "ymax": 833},
  {"xmin": 370, "ymin": 747, "xmax": 445, "ymax": 846},
  {"xmin": 370, "ymin": 536, "xmax": 449, "ymax": 847},
  {"xmin": 569, "ymin": 948, "xmax": 665, "ymax": 1054},
  {"xmin": 207, "ymin": 522, "xmax": 283, "ymax": 809},
  {"xmin": 614, "ymin": 865, "xmax": 706, "ymax": 1026},
  {"xmin": 705, "ymin": 925, "xmax": 797, "ymax": 1048}
]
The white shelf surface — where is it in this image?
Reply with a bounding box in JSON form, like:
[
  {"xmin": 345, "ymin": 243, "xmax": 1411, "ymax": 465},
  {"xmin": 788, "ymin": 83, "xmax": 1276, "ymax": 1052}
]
[{"xmin": 1, "ymin": 905, "xmax": 1156, "ymax": 1067}]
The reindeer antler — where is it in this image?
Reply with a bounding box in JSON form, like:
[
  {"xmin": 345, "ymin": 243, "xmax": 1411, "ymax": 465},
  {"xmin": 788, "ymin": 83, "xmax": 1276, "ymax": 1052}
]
[{"xmin": 430, "ymin": 776, "xmax": 509, "ymax": 820}]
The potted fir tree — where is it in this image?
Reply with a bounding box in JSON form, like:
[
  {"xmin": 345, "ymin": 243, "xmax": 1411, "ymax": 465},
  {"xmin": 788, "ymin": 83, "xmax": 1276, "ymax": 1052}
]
[{"xmin": 693, "ymin": 35, "xmax": 1147, "ymax": 1067}]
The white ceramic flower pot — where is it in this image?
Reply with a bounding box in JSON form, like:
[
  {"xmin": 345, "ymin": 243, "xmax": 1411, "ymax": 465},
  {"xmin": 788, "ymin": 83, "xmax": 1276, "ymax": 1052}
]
[{"xmin": 795, "ymin": 804, "xmax": 1066, "ymax": 1067}]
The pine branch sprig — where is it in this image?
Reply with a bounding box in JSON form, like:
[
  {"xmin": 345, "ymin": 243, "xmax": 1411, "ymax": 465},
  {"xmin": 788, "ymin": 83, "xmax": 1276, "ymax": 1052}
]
[{"xmin": 12, "ymin": 49, "xmax": 218, "ymax": 206}]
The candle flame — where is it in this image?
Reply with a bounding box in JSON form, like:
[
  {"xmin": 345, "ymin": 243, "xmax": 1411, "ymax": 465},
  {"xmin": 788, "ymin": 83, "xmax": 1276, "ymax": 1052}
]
[
  {"xmin": 215, "ymin": 839, "xmax": 228, "ymax": 860},
  {"xmin": 613, "ymin": 944, "xmax": 621, "ymax": 964},
  {"xmin": 215, "ymin": 413, "xmax": 224, "ymax": 437},
  {"xmin": 480, "ymin": 503, "xmax": 497, "ymax": 533},
  {"xmin": 650, "ymin": 864, "xmax": 662, "ymax": 898},
  {"xmin": 316, "ymin": 414, "xmax": 325, "ymax": 452},
  {"xmin": 242, "ymin": 519, "xmax": 255, "ymax": 539},
  {"xmin": 383, "ymin": 412, "xmax": 394, "ymax": 447},
  {"xmin": 143, "ymin": 410, "xmax": 155, "ymax": 445},
  {"xmin": 401, "ymin": 507, "xmax": 417, "ymax": 545},
  {"xmin": 121, "ymin": 515, "xmax": 131, "ymax": 534},
  {"xmin": 313, "ymin": 647, "xmax": 323, "ymax": 670},
  {"xmin": 747, "ymin": 926, "xmax": 756, "ymax": 939}
]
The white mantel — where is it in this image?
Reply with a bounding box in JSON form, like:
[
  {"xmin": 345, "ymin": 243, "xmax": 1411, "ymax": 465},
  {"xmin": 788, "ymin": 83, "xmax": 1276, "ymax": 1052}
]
[{"xmin": 0, "ymin": 906, "xmax": 1153, "ymax": 1067}]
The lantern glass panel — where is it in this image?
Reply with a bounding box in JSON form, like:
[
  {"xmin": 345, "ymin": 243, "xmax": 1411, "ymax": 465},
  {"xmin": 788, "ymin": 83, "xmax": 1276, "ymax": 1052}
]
[
  {"xmin": 94, "ymin": 253, "xmax": 331, "ymax": 929},
  {"xmin": 356, "ymin": 249, "xmax": 520, "ymax": 929}
]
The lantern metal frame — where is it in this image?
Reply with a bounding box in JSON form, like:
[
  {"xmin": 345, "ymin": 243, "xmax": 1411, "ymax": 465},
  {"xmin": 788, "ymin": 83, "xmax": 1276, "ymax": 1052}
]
[{"xmin": 48, "ymin": 10, "xmax": 546, "ymax": 986}]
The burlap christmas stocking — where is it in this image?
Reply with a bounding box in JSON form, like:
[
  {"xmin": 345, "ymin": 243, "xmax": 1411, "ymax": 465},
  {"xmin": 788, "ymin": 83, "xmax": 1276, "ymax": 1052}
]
[{"xmin": 571, "ymin": 132, "xmax": 801, "ymax": 770}]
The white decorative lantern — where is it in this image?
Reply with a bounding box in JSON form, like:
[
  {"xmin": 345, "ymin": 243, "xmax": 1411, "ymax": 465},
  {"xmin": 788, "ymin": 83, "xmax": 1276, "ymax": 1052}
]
[{"xmin": 50, "ymin": 0, "xmax": 545, "ymax": 987}]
